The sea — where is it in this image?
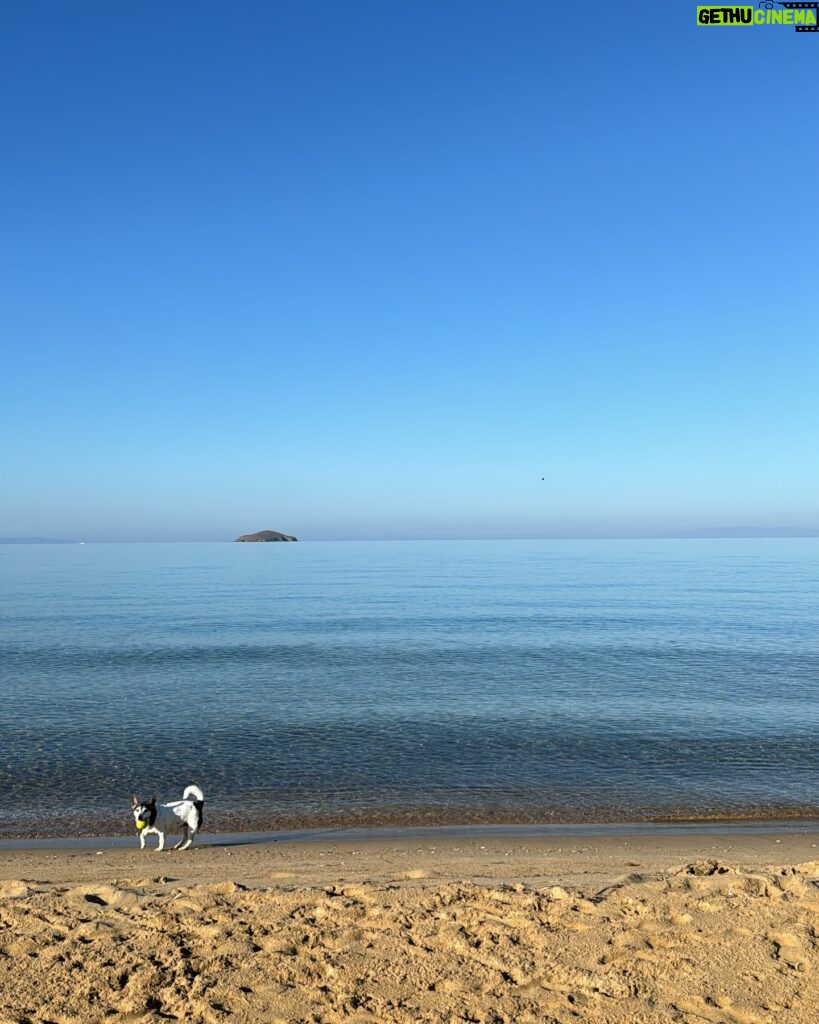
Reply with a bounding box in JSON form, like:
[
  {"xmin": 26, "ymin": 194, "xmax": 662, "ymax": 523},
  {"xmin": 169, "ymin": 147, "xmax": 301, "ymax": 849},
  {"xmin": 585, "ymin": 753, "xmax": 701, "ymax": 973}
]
[{"xmin": 1, "ymin": 539, "xmax": 817, "ymax": 838}]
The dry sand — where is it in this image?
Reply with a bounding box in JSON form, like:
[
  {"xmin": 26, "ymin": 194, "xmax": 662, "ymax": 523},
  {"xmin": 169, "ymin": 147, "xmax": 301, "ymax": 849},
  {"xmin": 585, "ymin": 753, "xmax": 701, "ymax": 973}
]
[{"xmin": 3, "ymin": 830, "xmax": 819, "ymax": 1023}]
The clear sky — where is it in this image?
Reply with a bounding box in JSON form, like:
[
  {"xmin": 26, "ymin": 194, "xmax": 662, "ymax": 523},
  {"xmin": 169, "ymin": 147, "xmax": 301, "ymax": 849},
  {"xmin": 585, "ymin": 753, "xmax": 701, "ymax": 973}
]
[{"xmin": 2, "ymin": 1, "xmax": 817, "ymax": 541}]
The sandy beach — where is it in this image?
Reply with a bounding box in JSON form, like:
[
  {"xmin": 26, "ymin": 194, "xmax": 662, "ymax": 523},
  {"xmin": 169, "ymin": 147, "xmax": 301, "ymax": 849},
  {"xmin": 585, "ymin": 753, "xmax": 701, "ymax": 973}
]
[{"xmin": 3, "ymin": 828, "xmax": 819, "ymax": 1023}]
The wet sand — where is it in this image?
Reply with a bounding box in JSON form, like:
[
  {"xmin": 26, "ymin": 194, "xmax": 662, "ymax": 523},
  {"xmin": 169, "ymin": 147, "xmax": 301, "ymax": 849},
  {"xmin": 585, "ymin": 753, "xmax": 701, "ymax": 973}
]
[
  {"xmin": 4, "ymin": 803, "xmax": 819, "ymax": 842},
  {"xmin": 3, "ymin": 827, "xmax": 819, "ymax": 1022}
]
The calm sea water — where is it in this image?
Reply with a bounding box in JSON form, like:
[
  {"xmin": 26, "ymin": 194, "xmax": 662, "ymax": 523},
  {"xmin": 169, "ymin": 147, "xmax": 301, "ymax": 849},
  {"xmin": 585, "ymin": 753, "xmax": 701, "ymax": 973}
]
[{"xmin": 1, "ymin": 539, "xmax": 817, "ymax": 837}]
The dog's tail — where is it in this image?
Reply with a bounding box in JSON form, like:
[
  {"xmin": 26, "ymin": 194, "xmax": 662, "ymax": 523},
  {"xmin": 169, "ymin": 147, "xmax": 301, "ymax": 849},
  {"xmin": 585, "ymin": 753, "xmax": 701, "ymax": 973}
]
[{"xmin": 183, "ymin": 784, "xmax": 204, "ymax": 830}]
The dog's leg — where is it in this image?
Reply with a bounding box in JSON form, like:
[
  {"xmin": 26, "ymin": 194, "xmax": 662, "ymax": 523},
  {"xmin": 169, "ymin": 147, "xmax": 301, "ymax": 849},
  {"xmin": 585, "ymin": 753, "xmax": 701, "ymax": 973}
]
[
  {"xmin": 174, "ymin": 826, "xmax": 189, "ymax": 851},
  {"xmin": 139, "ymin": 833, "xmax": 146, "ymax": 850},
  {"xmin": 155, "ymin": 832, "xmax": 165, "ymax": 852}
]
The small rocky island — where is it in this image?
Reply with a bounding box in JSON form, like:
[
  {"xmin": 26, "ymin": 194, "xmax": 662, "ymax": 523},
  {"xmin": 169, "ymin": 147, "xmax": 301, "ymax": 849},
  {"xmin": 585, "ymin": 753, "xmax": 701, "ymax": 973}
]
[{"xmin": 235, "ymin": 530, "xmax": 298, "ymax": 542}]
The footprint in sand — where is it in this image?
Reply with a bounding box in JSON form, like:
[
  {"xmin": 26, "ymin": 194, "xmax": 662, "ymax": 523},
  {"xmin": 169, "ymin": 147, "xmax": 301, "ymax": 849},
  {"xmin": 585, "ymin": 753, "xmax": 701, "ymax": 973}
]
[
  {"xmin": 63, "ymin": 885, "xmax": 144, "ymax": 911},
  {"xmin": 673, "ymin": 996, "xmax": 761, "ymax": 1024},
  {"xmin": 0, "ymin": 881, "xmax": 30, "ymax": 899},
  {"xmin": 769, "ymin": 930, "xmax": 808, "ymax": 971}
]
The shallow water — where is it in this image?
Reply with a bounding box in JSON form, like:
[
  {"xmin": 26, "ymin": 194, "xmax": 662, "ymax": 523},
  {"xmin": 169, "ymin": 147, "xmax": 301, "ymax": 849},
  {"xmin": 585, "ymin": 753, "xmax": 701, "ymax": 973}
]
[{"xmin": 2, "ymin": 539, "xmax": 818, "ymax": 836}]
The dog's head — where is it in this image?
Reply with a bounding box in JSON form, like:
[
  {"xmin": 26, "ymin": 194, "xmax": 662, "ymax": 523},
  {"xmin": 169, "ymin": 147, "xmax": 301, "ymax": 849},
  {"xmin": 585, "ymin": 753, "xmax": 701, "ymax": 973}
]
[{"xmin": 131, "ymin": 794, "xmax": 156, "ymax": 829}]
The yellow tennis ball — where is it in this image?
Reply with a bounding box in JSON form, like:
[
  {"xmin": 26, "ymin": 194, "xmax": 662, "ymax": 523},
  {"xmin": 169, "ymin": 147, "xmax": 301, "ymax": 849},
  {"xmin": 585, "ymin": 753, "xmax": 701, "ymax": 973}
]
[{"xmin": 136, "ymin": 820, "xmax": 147, "ymax": 830}]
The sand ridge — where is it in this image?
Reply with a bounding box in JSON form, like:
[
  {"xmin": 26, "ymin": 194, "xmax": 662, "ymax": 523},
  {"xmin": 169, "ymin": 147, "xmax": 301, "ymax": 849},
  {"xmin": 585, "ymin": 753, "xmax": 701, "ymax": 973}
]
[{"xmin": 2, "ymin": 837, "xmax": 819, "ymax": 1023}]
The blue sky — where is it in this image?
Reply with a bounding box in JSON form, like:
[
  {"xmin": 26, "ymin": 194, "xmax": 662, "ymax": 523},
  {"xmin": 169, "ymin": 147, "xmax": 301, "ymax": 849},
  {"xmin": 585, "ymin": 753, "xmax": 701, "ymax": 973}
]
[{"xmin": 2, "ymin": 1, "xmax": 817, "ymax": 541}]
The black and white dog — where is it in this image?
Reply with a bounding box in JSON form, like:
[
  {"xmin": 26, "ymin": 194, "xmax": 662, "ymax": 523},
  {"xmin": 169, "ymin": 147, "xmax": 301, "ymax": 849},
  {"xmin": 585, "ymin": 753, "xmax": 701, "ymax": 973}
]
[{"xmin": 131, "ymin": 784, "xmax": 204, "ymax": 851}]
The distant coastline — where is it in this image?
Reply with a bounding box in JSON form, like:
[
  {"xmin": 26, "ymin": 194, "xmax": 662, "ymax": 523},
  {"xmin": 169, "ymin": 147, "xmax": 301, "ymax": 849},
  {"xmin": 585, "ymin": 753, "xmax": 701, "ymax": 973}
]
[{"xmin": 0, "ymin": 537, "xmax": 78, "ymax": 545}]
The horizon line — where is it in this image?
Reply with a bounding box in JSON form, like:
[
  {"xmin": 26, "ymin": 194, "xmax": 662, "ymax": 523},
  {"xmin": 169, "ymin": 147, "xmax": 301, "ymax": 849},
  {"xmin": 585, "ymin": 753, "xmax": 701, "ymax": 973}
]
[{"xmin": 3, "ymin": 528, "xmax": 819, "ymax": 545}]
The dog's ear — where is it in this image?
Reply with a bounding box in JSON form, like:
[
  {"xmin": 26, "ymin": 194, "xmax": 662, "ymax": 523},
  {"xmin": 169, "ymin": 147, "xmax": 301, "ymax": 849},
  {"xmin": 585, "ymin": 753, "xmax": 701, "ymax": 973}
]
[
  {"xmin": 131, "ymin": 795, "xmax": 139, "ymax": 808},
  {"xmin": 149, "ymin": 795, "xmax": 156, "ymax": 806}
]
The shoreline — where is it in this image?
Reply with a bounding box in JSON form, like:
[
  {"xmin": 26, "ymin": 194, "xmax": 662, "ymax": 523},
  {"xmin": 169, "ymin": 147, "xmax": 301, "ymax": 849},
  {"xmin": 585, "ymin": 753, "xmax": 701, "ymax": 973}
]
[
  {"xmin": 3, "ymin": 806, "xmax": 819, "ymax": 844},
  {"xmin": 3, "ymin": 816, "xmax": 819, "ymax": 851}
]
